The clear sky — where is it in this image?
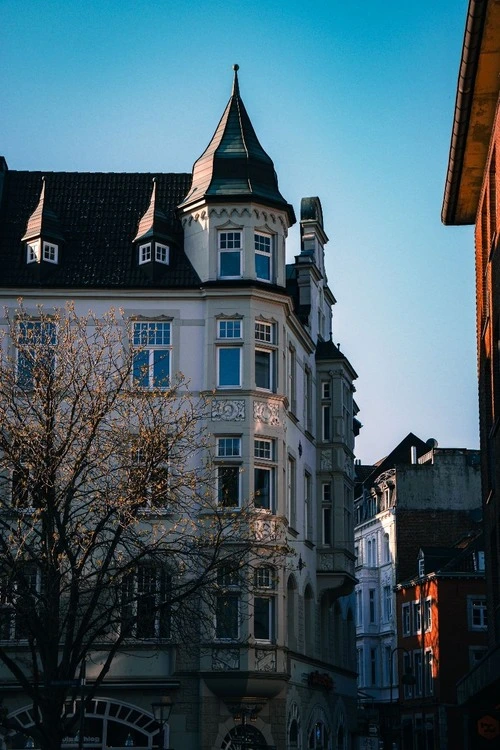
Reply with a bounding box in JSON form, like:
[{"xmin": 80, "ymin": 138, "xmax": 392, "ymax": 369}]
[{"xmin": 1, "ymin": 0, "xmax": 477, "ymax": 463}]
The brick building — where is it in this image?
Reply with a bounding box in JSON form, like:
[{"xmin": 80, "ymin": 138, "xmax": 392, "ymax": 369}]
[{"xmin": 442, "ymin": 0, "xmax": 500, "ymax": 745}]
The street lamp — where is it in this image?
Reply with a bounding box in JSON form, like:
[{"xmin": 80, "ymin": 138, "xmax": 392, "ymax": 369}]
[{"xmin": 151, "ymin": 698, "xmax": 175, "ymax": 750}]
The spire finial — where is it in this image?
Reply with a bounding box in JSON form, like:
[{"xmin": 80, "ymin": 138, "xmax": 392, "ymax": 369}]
[{"xmin": 232, "ymin": 64, "xmax": 240, "ymax": 96}]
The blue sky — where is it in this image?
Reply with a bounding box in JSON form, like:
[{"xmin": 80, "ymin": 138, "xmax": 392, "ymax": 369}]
[{"xmin": 1, "ymin": 0, "xmax": 476, "ymax": 462}]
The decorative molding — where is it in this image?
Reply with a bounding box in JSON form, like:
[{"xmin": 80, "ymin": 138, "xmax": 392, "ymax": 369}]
[
  {"xmin": 255, "ymin": 648, "xmax": 276, "ymax": 672},
  {"xmin": 211, "ymin": 399, "xmax": 245, "ymax": 421},
  {"xmin": 212, "ymin": 648, "xmax": 240, "ymax": 671},
  {"xmin": 320, "ymin": 450, "xmax": 333, "ymax": 471},
  {"xmin": 253, "ymin": 400, "xmax": 280, "ymax": 426}
]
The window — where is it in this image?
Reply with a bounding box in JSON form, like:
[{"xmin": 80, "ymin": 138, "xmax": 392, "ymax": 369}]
[
  {"xmin": 0, "ymin": 564, "xmax": 42, "ymax": 641},
  {"xmin": 469, "ymin": 646, "xmax": 488, "ymax": 668},
  {"xmin": 121, "ymin": 565, "xmax": 170, "ymax": 639},
  {"xmin": 254, "ymin": 439, "xmax": 275, "ymax": 510},
  {"xmin": 254, "ymin": 232, "xmax": 272, "ymax": 281},
  {"xmin": 218, "ymin": 319, "xmax": 242, "ymax": 339},
  {"xmin": 418, "ymin": 557, "xmax": 425, "ymax": 577},
  {"xmin": 321, "ymin": 381, "xmax": 331, "ymax": 399},
  {"xmin": 139, "ymin": 243, "xmax": 152, "ymax": 264},
  {"xmin": 413, "ymin": 601, "xmax": 421, "ymax": 633},
  {"xmin": 215, "ymin": 566, "xmax": 240, "ymax": 640},
  {"xmin": 366, "ymin": 537, "xmax": 377, "ymax": 567},
  {"xmin": 383, "ymin": 533, "xmax": 390, "ymax": 563},
  {"xmin": 42, "ymin": 241, "xmax": 58, "ymax": 264},
  {"xmin": 383, "ymin": 585, "xmax": 392, "ymax": 621},
  {"xmin": 155, "ymin": 243, "xmax": 169, "ymax": 264},
  {"xmin": 219, "ymin": 231, "xmax": 242, "ymax": 278},
  {"xmin": 322, "ymin": 507, "xmax": 332, "ymax": 546},
  {"xmin": 414, "ymin": 651, "xmax": 422, "ymax": 696},
  {"xmin": 287, "ymin": 456, "xmax": 296, "ymax": 526},
  {"xmin": 403, "ymin": 652, "xmax": 413, "ymax": 698},
  {"xmin": 132, "ymin": 321, "xmax": 171, "ymax": 389},
  {"xmin": 384, "ymin": 645, "xmax": 393, "ymax": 686},
  {"xmin": 304, "ymin": 367, "xmax": 312, "ymax": 431},
  {"xmin": 255, "ymin": 321, "xmax": 275, "ymax": 391},
  {"xmin": 253, "ymin": 565, "xmax": 276, "ymax": 642},
  {"xmin": 424, "ymin": 598, "xmax": 432, "ymax": 631},
  {"xmin": 17, "ymin": 320, "xmax": 57, "ymax": 389},
  {"xmin": 402, "ymin": 603, "xmax": 411, "ymax": 636},
  {"xmin": 217, "ymin": 348, "xmax": 241, "ymax": 387},
  {"xmin": 355, "ymin": 589, "xmax": 363, "ymax": 627},
  {"xmin": 217, "ymin": 467, "xmax": 240, "ymax": 507},
  {"xmin": 369, "ymin": 589, "xmax": 376, "ymax": 624},
  {"xmin": 288, "ymin": 346, "xmax": 297, "ymax": 412},
  {"xmin": 469, "ymin": 597, "xmax": 488, "ymax": 630},
  {"xmin": 304, "ymin": 472, "xmax": 312, "ymax": 540},
  {"xmin": 424, "ymin": 651, "xmax": 433, "ymax": 695},
  {"xmin": 11, "ymin": 460, "xmax": 32, "ymax": 508},
  {"xmin": 26, "ymin": 241, "xmax": 39, "ymax": 263},
  {"xmin": 357, "ymin": 647, "xmax": 364, "ymax": 686},
  {"xmin": 129, "ymin": 447, "xmax": 170, "ymax": 509},
  {"xmin": 217, "ymin": 437, "xmax": 241, "ymax": 457}
]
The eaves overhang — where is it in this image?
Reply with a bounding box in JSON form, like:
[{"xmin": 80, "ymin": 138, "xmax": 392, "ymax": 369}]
[{"xmin": 442, "ymin": 0, "xmax": 500, "ymax": 226}]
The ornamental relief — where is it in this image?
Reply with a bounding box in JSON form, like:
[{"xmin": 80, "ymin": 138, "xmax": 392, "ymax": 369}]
[
  {"xmin": 255, "ymin": 648, "xmax": 276, "ymax": 672},
  {"xmin": 212, "ymin": 649, "xmax": 240, "ymax": 671},
  {"xmin": 253, "ymin": 400, "xmax": 280, "ymax": 426},
  {"xmin": 211, "ymin": 400, "xmax": 245, "ymax": 421},
  {"xmin": 320, "ymin": 450, "xmax": 333, "ymax": 471}
]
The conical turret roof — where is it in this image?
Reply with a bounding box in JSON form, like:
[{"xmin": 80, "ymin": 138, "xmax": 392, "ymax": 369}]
[{"xmin": 179, "ymin": 65, "xmax": 295, "ymax": 224}]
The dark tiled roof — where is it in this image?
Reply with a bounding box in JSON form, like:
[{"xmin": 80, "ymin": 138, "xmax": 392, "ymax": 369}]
[
  {"xmin": 0, "ymin": 168, "xmax": 200, "ymax": 289},
  {"xmin": 315, "ymin": 339, "xmax": 345, "ymax": 361},
  {"xmin": 179, "ymin": 67, "xmax": 295, "ymax": 224}
]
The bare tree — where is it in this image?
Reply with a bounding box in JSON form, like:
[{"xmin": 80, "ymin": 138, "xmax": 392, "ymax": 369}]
[{"xmin": 0, "ymin": 303, "xmax": 286, "ymax": 750}]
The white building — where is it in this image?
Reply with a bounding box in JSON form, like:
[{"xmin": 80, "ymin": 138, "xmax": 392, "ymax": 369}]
[{"xmin": 0, "ymin": 67, "xmax": 360, "ymax": 750}]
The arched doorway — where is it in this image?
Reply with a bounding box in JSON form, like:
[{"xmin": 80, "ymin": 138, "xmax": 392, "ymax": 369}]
[
  {"xmin": 8, "ymin": 698, "xmax": 160, "ymax": 749},
  {"xmin": 221, "ymin": 724, "xmax": 268, "ymax": 750}
]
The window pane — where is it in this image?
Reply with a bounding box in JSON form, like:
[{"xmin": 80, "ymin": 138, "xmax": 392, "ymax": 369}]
[
  {"xmin": 254, "ymin": 467, "xmax": 271, "ymax": 509},
  {"xmin": 255, "ymin": 350, "xmax": 271, "ymax": 389},
  {"xmin": 153, "ymin": 350, "xmax": 170, "ymax": 388},
  {"xmin": 254, "ymin": 439, "xmax": 272, "ymax": 459},
  {"xmin": 220, "ymin": 251, "xmax": 241, "ymax": 277},
  {"xmin": 254, "ymin": 597, "xmax": 272, "ymax": 640},
  {"xmin": 255, "ymin": 253, "xmax": 270, "ymax": 280},
  {"xmin": 218, "ymin": 348, "xmax": 241, "ymax": 386},
  {"xmin": 217, "ymin": 438, "xmax": 241, "ymax": 457},
  {"xmin": 133, "ymin": 350, "xmax": 149, "ymax": 388},
  {"xmin": 218, "ymin": 466, "xmax": 240, "ymax": 507},
  {"xmin": 219, "ymin": 320, "xmax": 241, "ymax": 339},
  {"xmin": 216, "ymin": 594, "xmax": 239, "ymax": 639}
]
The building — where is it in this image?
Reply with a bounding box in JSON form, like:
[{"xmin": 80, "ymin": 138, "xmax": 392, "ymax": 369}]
[
  {"xmin": 396, "ymin": 534, "xmax": 487, "ymax": 750},
  {"xmin": 442, "ymin": 0, "xmax": 500, "ymax": 745},
  {"xmin": 353, "ymin": 434, "xmax": 481, "ymax": 748},
  {"xmin": 0, "ymin": 68, "xmax": 359, "ymax": 750}
]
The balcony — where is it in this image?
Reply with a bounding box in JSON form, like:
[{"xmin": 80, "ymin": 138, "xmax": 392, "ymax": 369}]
[{"xmin": 316, "ymin": 548, "xmax": 356, "ymax": 597}]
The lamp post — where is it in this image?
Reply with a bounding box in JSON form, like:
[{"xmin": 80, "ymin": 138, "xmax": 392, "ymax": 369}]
[
  {"xmin": 151, "ymin": 698, "xmax": 174, "ymax": 750},
  {"xmin": 388, "ymin": 646, "xmax": 415, "ymax": 750}
]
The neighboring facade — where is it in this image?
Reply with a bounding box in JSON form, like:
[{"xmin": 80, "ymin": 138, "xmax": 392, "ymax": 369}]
[
  {"xmin": 0, "ymin": 69, "xmax": 359, "ymax": 749},
  {"xmin": 353, "ymin": 434, "xmax": 481, "ymax": 748},
  {"xmin": 396, "ymin": 535, "xmax": 487, "ymax": 750},
  {"xmin": 442, "ymin": 0, "xmax": 500, "ymax": 746}
]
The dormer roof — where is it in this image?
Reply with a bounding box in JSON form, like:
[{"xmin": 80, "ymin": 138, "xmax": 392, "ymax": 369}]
[
  {"xmin": 21, "ymin": 177, "xmax": 65, "ymax": 243},
  {"xmin": 133, "ymin": 178, "xmax": 174, "ymax": 244},
  {"xmin": 179, "ymin": 65, "xmax": 295, "ymax": 225}
]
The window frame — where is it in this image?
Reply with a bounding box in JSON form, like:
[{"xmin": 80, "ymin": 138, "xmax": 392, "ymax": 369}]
[
  {"xmin": 254, "ymin": 231, "xmax": 273, "ymax": 282},
  {"xmin": 121, "ymin": 564, "xmax": 171, "ymax": 640},
  {"xmin": 402, "ymin": 603, "xmax": 411, "ymax": 636},
  {"xmin": 17, "ymin": 320, "xmax": 57, "ymax": 390},
  {"xmin": 155, "ymin": 243, "xmax": 169, "ymax": 265},
  {"xmin": 132, "ymin": 321, "xmax": 172, "ymax": 390},
  {"xmin": 468, "ymin": 596, "xmax": 488, "ymax": 630},
  {"xmin": 255, "ymin": 321, "xmax": 276, "ymax": 392},
  {"xmin": 218, "ymin": 230, "xmax": 242, "ymax": 279},
  {"xmin": 26, "ymin": 241, "xmax": 40, "ymax": 264},
  {"xmin": 138, "ymin": 243, "xmax": 152, "ymax": 265},
  {"xmin": 42, "ymin": 241, "xmax": 58, "ymax": 264},
  {"xmin": 254, "ymin": 438, "xmax": 275, "ymax": 511}
]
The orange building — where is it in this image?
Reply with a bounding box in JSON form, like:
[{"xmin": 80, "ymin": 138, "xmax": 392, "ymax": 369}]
[{"xmin": 395, "ymin": 537, "xmax": 487, "ymax": 750}]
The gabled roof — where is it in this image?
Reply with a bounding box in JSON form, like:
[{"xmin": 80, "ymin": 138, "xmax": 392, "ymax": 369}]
[
  {"xmin": 21, "ymin": 177, "xmax": 65, "ymax": 244},
  {"xmin": 0, "ymin": 168, "xmax": 200, "ymax": 289},
  {"xmin": 178, "ymin": 66, "xmax": 295, "ymax": 224}
]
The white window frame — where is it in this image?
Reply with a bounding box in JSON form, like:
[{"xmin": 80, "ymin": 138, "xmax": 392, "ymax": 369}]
[
  {"xmin": 217, "ymin": 346, "xmax": 241, "ymax": 388},
  {"xmin": 304, "ymin": 471, "xmax": 312, "ymax": 541},
  {"xmin": 355, "ymin": 589, "xmax": 363, "ymax": 627},
  {"xmin": 155, "ymin": 243, "xmax": 169, "ymax": 265},
  {"xmin": 217, "ymin": 437, "xmax": 241, "ymax": 458},
  {"xmin": 132, "ymin": 321, "xmax": 172, "ymax": 390},
  {"xmin": 254, "ymin": 232, "xmax": 273, "ymax": 282},
  {"xmin": 253, "ymin": 595, "xmax": 275, "ymax": 642},
  {"xmin": 138, "ymin": 243, "xmax": 152, "ymax": 264},
  {"xmin": 215, "ymin": 567, "xmax": 240, "ymax": 641},
  {"xmin": 254, "ymin": 438, "xmax": 275, "ymax": 511},
  {"xmin": 218, "ymin": 230, "xmax": 242, "ymax": 279},
  {"xmin": 321, "ymin": 381, "xmax": 331, "ymax": 399},
  {"xmin": 17, "ymin": 320, "xmax": 57, "ymax": 389},
  {"xmin": 369, "ymin": 588, "xmax": 376, "ymax": 624},
  {"xmin": 216, "ymin": 464, "xmax": 241, "ymax": 508},
  {"xmin": 217, "ymin": 319, "xmax": 242, "ymax": 340},
  {"xmin": 287, "ymin": 455, "xmax": 296, "ymax": 526},
  {"xmin": 383, "ymin": 584, "xmax": 392, "ymax": 621},
  {"xmin": 402, "ymin": 603, "xmax": 411, "ymax": 636},
  {"xmin": 468, "ymin": 597, "xmax": 488, "ymax": 630},
  {"xmin": 322, "ymin": 404, "xmax": 331, "ymax": 441},
  {"xmin": 42, "ymin": 241, "xmax": 58, "ymax": 264},
  {"xmin": 26, "ymin": 241, "xmax": 40, "ymax": 264},
  {"xmin": 413, "ymin": 600, "xmax": 421, "ymax": 634}
]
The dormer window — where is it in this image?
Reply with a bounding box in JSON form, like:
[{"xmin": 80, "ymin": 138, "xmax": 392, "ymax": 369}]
[
  {"xmin": 26, "ymin": 242, "xmax": 40, "ymax": 264},
  {"xmin": 138, "ymin": 242, "xmax": 169, "ymax": 266},
  {"xmin": 139, "ymin": 243, "xmax": 152, "ymax": 265},
  {"xmin": 155, "ymin": 243, "xmax": 169, "ymax": 265},
  {"xmin": 42, "ymin": 242, "xmax": 58, "ymax": 264},
  {"xmin": 26, "ymin": 240, "xmax": 58, "ymax": 265}
]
